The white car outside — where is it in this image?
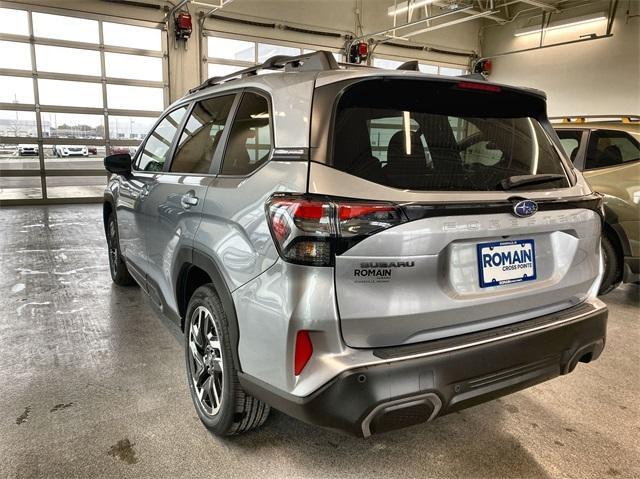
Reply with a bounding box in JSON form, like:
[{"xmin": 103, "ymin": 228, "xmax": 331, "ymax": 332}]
[
  {"xmin": 53, "ymin": 145, "xmax": 89, "ymax": 157},
  {"xmin": 17, "ymin": 144, "xmax": 39, "ymax": 156}
]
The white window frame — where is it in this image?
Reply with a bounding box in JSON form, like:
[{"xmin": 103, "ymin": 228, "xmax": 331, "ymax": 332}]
[
  {"xmin": 372, "ymin": 55, "xmax": 468, "ymax": 76},
  {"xmin": 202, "ymin": 30, "xmax": 344, "ymax": 82},
  {"xmin": 0, "ymin": 1, "xmax": 169, "ymax": 204}
]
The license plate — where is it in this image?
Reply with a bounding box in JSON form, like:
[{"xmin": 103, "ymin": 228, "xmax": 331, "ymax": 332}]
[{"xmin": 477, "ymin": 239, "xmax": 537, "ymax": 288}]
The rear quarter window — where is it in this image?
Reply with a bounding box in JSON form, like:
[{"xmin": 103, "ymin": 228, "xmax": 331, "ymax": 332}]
[{"xmin": 220, "ymin": 92, "xmax": 272, "ymax": 176}]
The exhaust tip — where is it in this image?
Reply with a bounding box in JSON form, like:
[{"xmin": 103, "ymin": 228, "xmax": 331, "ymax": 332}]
[
  {"xmin": 361, "ymin": 393, "xmax": 442, "ymax": 437},
  {"xmin": 564, "ymin": 339, "xmax": 604, "ymax": 373}
]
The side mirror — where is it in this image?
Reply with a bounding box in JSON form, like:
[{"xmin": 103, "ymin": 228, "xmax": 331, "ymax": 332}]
[{"xmin": 104, "ymin": 153, "xmax": 131, "ymax": 175}]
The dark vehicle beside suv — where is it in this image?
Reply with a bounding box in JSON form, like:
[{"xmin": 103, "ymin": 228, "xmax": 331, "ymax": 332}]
[{"xmin": 555, "ymin": 116, "xmax": 640, "ymax": 294}]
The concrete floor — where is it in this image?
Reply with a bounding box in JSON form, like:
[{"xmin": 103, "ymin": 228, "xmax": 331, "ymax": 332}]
[{"xmin": 0, "ymin": 204, "xmax": 638, "ymax": 479}]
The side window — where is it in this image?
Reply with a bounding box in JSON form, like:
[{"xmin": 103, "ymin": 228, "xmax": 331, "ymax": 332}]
[
  {"xmin": 170, "ymin": 95, "xmax": 235, "ymax": 174},
  {"xmin": 585, "ymin": 130, "xmax": 640, "ymax": 169},
  {"xmin": 555, "ymin": 130, "xmax": 583, "ymax": 163},
  {"xmin": 135, "ymin": 106, "xmax": 188, "ymax": 171},
  {"xmin": 220, "ymin": 92, "xmax": 272, "ymax": 176}
]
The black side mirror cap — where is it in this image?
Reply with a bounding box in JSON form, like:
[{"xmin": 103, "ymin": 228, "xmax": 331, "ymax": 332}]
[{"xmin": 104, "ymin": 153, "xmax": 132, "ymax": 175}]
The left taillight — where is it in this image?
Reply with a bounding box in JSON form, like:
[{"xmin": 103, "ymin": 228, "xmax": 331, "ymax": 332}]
[{"xmin": 266, "ymin": 194, "xmax": 406, "ymax": 266}]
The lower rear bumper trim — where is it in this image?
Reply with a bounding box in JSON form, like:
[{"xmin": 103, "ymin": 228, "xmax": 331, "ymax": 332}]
[{"xmin": 239, "ymin": 299, "xmax": 607, "ymax": 437}]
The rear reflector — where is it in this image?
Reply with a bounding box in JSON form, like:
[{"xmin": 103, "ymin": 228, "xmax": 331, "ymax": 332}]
[
  {"xmin": 456, "ymin": 81, "xmax": 501, "ymax": 93},
  {"xmin": 294, "ymin": 330, "xmax": 313, "ymax": 375}
]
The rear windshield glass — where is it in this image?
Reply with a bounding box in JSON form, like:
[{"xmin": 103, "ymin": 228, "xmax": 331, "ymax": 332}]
[{"xmin": 331, "ymin": 79, "xmax": 569, "ymax": 191}]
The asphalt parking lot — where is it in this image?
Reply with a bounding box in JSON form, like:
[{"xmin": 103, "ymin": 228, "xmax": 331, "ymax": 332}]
[{"xmin": 1, "ymin": 204, "xmax": 638, "ymax": 479}]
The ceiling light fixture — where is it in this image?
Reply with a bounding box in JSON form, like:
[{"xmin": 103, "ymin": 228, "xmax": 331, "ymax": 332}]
[
  {"xmin": 387, "ymin": 0, "xmax": 435, "ymax": 16},
  {"xmin": 514, "ymin": 12, "xmax": 607, "ymax": 37}
]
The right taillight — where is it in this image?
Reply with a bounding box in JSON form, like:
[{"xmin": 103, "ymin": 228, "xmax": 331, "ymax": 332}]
[{"xmin": 266, "ymin": 194, "xmax": 407, "ymax": 266}]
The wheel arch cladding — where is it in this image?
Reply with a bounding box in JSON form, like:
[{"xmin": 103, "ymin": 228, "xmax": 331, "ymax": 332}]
[
  {"xmin": 102, "ymin": 199, "xmax": 113, "ymax": 235},
  {"xmin": 176, "ymin": 249, "xmax": 243, "ymax": 372}
]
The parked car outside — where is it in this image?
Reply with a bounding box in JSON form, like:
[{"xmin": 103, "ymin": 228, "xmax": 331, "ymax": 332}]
[
  {"xmin": 554, "ymin": 117, "xmax": 640, "ymax": 294},
  {"xmin": 88, "ymin": 146, "xmax": 98, "ymax": 155},
  {"xmin": 108, "ymin": 145, "xmax": 137, "ymax": 156},
  {"xmin": 17, "ymin": 144, "xmax": 39, "ymax": 156},
  {"xmin": 53, "ymin": 145, "xmax": 88, "ymax": 157},
  {"xmin": 103, "ymin": 52, "xmax": 608, "ymax": 437}
]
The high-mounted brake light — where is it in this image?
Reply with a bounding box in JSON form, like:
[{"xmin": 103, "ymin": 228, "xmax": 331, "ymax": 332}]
[
  {"xmin": 456, "ymin": 81, "xmax": 501, "ymax": 93},
  {"xmin": 294, "ymin": 330, "xmax": 313, "ymax": 376},
  {"xmin": 266, "ymin": 195, "xmax": 406, "ymax": 266}
]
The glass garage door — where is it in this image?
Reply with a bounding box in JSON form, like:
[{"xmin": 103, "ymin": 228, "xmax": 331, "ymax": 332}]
[
  {"xmin": 0, "ymin": 5, "xmax": 167, "ymax": 204},
  {"xmin": 203, "ymin": 31, "xmax": 344, "ymax": 81}
]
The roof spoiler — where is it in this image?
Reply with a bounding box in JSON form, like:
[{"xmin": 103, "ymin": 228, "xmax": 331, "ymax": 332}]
[{"xmin": 189, "ymin": 50, "xmax": 340, "ymax": 94}]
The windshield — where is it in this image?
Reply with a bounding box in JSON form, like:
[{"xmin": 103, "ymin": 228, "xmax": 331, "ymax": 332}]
[{"xmin": 331, "ymin": 79, "xmax": 569, "ymax": 191}]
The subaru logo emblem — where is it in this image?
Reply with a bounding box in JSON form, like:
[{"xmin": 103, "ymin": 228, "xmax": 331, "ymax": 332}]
[{"xmin": 513, "ymin": 199, "xmax": 538, "ymax": 218}]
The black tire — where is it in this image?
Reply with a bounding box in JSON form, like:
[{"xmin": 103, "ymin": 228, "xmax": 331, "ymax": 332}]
[
  {"xmin": 106, "ymin": 212, "xmax": 135, "ymax": 286},
  {"xmin": 599, "ymin": 234, "xmax": 622, "ymax": 295},
  {"xmin": 185, "ymin": 284, "xmax": 270, "ymax": 435}
]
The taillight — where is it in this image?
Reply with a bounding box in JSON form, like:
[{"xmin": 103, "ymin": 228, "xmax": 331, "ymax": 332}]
[
  {"xmin": 294, "ymin": 330, "xmax": 313, "ymax": 376},
  {"xmin": 266, "ymin": 194, "xmax": 407, "ymax": 266}
]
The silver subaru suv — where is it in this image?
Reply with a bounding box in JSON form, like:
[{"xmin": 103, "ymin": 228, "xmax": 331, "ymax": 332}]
[{"xmin": 103, "ymin": 51, "xmax": 608, "ymax": 437}]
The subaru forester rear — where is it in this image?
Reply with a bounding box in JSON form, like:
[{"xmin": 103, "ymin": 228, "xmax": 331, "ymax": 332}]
[{"xmin": 103, "ymin": 51, "xmax": 607, "ymax": 437}]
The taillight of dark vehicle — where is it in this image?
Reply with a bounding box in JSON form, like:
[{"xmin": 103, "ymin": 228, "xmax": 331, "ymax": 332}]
[{"xmin": 266, "ymin": 194, "xmax": 407, "ymax": 266}]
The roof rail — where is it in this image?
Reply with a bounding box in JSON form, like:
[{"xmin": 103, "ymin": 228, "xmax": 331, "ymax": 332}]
[
  {"xmin": 189, "ymin": 50, "xmax": 339, "ymax": 94},
  {"xmin": 549, "ymin": 115, "xmax": 640, "ymax": 123}
]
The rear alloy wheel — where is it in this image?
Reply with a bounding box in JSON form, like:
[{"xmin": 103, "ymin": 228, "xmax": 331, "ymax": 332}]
[
  {"xmin": 599, "ymin": 234, "xmax": 622, "ymax": 295},
  {"xmin": 185, "ymin": 284, "xmax": 270, "ymax": 435},
  {"xmin": 188, "ymin": 305, "xmax": 225, "ymax": 416},
  {"xmin": 106, "ymin": 213, "xmax": 135, "ymax": 286}
]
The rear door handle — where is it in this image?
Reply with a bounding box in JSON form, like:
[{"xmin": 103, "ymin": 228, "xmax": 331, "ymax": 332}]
[{"xmin": 181, "ymin": 193, "xmax": 199, "ymax": 208}]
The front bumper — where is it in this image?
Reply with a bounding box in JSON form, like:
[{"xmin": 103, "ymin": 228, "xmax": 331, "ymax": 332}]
[{"xmin": 239, "ymin": 299, "xmax": 607, "ymax": 437}]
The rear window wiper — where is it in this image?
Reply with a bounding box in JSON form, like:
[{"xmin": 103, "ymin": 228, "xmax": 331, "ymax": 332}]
[{"xmin": 499, "ymin": 174, "xmax": 566, "ymax": 190}]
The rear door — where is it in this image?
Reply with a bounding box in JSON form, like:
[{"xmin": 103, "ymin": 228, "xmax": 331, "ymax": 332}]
[
  {"xmin": 310, "ymin": 77, "xmax": 602, "ymax": 348},
  {"xmin": 143, "ymin": 93, "xmax": 237, "ymax": 315}
]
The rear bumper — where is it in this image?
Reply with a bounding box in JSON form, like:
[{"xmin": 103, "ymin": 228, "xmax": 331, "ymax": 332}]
[{"xmin": 239, "ymin": 299, "xmax": 607, "ymax": 437}]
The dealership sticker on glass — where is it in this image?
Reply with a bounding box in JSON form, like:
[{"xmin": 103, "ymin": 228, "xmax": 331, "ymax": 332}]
[{"xmin": 477, "ymin": 239, "xmax": 537, "ymax": 288}]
